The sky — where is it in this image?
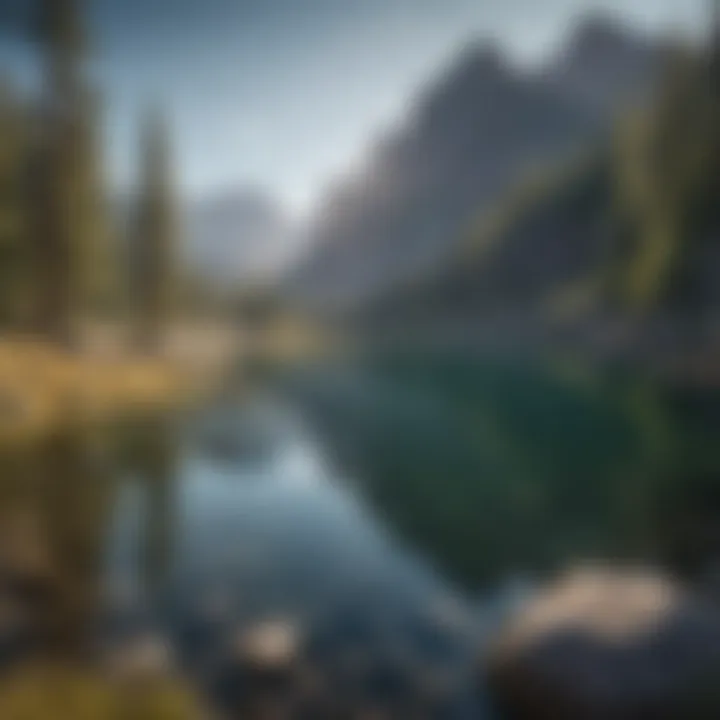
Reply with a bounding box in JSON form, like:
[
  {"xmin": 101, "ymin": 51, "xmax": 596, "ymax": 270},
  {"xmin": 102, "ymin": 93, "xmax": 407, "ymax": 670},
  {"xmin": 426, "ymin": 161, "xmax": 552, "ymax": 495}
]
[{"xmin": 0, "ymin": 0, "xmax": 708, "ymax": 216}]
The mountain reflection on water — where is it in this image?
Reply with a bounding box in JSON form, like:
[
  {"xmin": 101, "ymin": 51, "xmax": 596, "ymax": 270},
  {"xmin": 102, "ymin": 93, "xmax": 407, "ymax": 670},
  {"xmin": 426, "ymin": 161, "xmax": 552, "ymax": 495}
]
[
  {"xmin": 0, "ymin": 353, "xmax": 718, "ymax": 717},
  {"xmin": 288, "ymin": 355, "xmax": 720, "ymax": 589}
]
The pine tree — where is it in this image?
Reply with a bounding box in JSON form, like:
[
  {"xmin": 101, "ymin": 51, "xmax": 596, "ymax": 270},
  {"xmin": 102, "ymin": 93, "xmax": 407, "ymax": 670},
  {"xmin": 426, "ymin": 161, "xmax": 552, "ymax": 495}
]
[
  {"xmin": 612, "ymin": 1, "xmax": 720, "ymax": 318},
  {"xmin": 74, "ymin": 87, "xmax": 118, "ymax": 319},
  {"xmin": 0, "ymin": 77, "xmax": 31, "ymax": 326},
  {"xmin": 32, "ymin": 0, "xmax": 112, "ymax": 344},
  {"xmin": 132, "ymin": 111, "xmax": 177, "ymax": 352}
]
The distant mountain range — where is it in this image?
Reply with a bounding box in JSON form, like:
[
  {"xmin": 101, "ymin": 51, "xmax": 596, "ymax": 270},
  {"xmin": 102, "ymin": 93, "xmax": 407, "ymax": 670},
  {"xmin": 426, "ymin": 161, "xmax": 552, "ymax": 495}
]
[
  {"xmin": 185, "ymin": 190, "xmax": 296, "ymax": 286},
  {"xmin": 288, "ymin": 13, "xmax": 665, "ymax": 313}
]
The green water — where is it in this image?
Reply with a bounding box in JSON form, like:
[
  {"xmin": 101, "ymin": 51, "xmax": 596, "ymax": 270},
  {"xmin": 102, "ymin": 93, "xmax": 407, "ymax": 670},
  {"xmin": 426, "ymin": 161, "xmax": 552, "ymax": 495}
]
[{"xmin": 291, "ymin": 355, "xmax": 720, "ymax": 587}]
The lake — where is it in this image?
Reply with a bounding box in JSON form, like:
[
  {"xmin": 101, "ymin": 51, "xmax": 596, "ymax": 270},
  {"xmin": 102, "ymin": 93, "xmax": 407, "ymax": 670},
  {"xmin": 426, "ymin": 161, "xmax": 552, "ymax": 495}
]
[{"xmin": 1, "ymin": 352, "xmax": 719, "ymax": 717}]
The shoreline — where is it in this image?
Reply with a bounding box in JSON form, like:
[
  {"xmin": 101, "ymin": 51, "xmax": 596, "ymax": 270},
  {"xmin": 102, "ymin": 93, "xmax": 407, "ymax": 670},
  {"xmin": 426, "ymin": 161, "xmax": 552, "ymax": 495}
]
[{"xmin": 0, "ymin": 329, "xmax": 238, "ymax": 448}]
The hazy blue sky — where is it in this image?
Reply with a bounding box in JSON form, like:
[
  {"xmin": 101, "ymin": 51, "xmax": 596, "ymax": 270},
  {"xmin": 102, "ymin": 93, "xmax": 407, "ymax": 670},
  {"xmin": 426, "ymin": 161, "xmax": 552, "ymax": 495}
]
[{"xmin": 1, "ymin": 0, "xmax": 707, "ymax": 214}]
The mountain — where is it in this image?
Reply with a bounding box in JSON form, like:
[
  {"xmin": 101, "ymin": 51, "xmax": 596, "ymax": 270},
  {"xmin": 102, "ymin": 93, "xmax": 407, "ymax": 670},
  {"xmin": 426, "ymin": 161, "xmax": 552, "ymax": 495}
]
[
  {"xmin": 291, "ymin": 14, "xmax": 663, "ymax": 312},
  {"xmin": 358, "ymin": 152, "xmax": 613, "ymax": 333},
  {"xmin": 541, "ymin": 15, "xmax": 663, "ymax": 116},
  {"xmin": 359, "ymin": 40, "xmax": 720, "ymax": 355},
  {"xmin": 185, "ymin": 190, "xmax": 296, "ymax": 286}
]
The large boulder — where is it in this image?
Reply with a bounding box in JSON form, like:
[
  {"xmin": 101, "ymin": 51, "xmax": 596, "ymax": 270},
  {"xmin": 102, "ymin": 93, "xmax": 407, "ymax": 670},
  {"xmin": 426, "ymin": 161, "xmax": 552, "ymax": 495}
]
[{"xmin": 486, "ymin": 566, "xmax": 720, "ymax": 719}]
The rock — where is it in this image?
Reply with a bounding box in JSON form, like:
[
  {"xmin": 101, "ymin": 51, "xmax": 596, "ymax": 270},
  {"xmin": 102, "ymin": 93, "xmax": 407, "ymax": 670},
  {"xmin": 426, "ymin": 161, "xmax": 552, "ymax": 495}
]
[
  {"xmin": 107, "ymin": 634, "xmax": 174, "ymax": 683},
  {"xmin": 485, "ymin": 566, "xmax": 720, "ymax": 719},
  {"xmin": 234, "ymin": 619, "xmax": 301, "ymax": 670},
  {"xmin": 197, "ymin": 588, "xmax": 233, "ymax": 623},
  {"xmin": 210, "ymin": 619, "xmax": 303, "ymax": 715}
]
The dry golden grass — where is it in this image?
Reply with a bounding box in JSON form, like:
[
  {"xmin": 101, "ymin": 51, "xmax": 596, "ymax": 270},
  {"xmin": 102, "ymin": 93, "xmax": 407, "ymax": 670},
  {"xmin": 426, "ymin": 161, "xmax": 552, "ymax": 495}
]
[{"xmin": 0, "ymin": 337, "xmax": 194, "ymax": 447}]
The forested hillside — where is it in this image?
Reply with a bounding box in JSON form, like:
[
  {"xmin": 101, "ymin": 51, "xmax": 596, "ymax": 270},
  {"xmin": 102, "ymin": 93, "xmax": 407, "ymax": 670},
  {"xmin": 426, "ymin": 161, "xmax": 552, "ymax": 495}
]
[{"xmin": 353, "ymin": 32, "xmax": 720, "ymax": 356}]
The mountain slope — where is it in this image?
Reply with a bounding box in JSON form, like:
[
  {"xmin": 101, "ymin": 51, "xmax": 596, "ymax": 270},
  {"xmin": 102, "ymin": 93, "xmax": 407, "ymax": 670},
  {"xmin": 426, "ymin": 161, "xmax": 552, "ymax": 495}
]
[
  {"xmin": 358, "ymin": 152, "xmax": 614, "ymax": 337},
  {"xmin": 359, "ymin": 42, "xmax": 720, "ymax": 351},
  {"xmin": 292, "ymin": 15, "xmax": 662, "ymax": 312}
]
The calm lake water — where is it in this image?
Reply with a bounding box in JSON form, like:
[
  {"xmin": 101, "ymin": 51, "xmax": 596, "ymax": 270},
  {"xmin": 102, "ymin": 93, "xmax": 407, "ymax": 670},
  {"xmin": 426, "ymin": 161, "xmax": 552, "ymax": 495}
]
[{"xmin": 2, "ymin": 353, "xmax": 719, "ymax": 717}]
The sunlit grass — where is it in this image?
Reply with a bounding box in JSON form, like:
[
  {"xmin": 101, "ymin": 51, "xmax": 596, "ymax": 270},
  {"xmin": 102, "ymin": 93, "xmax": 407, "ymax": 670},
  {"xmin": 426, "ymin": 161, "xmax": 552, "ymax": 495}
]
[{"xmin": 0, "ymin": 337, "xmax": 192, "ymax": 447}]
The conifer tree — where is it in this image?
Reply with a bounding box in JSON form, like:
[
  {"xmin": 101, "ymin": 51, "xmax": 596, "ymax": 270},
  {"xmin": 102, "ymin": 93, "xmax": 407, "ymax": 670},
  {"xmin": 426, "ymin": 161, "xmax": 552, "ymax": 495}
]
[
  {"xmin": 33, "ymin": 0, "xmax": 112, "ymax": 344},
  {"xmin": 0, "ymin": 78, "xmax": 31, "ymax": 326},
  {"xmin": 612, "ymin": 0, "xmax": 720, "ymax": 316},
  {"xmin": 133, "ymin": 111, "xmax": 177, "ymax": 352}
]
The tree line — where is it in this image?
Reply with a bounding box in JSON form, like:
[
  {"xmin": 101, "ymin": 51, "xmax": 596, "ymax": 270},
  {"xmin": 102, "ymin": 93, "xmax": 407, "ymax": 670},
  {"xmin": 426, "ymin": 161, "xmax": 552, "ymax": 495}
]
[
  {"xmin": 611, "ymin": 14, "xmax": 720, "ymax": 315},
  {"xmin": 0, "ymin": 0, "xmax": 177, "ymax": 350}
]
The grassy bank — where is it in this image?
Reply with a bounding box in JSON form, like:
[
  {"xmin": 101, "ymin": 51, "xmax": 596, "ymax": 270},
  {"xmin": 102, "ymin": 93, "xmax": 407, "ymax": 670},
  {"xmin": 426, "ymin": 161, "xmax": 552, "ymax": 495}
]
[{"xmin": 0, "ymin": 336, "xmax": 207, "ymax": 447}]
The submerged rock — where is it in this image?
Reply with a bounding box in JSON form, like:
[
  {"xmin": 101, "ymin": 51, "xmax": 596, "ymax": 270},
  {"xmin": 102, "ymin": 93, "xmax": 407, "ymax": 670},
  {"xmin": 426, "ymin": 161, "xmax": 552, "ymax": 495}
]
[
  {"xmin": 106, "ymin": 633, "xmax": 175, "ymax": 683},
  {"xmin": 210, "ymin": 619, "xmax": 303, "ymax": 715},
  {"xmin": 234, "ymin": 619, "xmax": 301, "ymax": 670},
  {"xmin": 486, "ymin": 566, "xmax": 720, "ymax": 719}
]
